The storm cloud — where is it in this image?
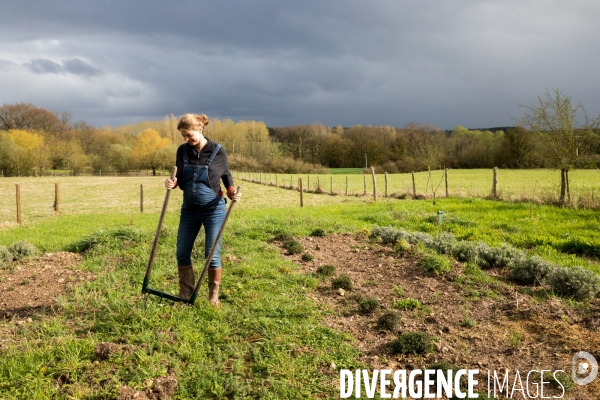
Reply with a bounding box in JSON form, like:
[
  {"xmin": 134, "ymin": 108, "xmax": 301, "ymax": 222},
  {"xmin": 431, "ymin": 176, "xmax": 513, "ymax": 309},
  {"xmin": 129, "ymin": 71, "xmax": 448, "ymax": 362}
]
[{"xmin": 1, "ymin": 0, "xmax": 599, "ymax": 128}]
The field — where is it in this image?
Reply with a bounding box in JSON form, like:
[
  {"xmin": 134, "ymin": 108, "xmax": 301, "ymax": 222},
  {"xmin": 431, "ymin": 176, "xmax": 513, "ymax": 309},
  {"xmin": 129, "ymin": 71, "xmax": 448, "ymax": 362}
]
[{"xmin": 1, "ymin": 174, "xmax": 599, "ymax": 398}]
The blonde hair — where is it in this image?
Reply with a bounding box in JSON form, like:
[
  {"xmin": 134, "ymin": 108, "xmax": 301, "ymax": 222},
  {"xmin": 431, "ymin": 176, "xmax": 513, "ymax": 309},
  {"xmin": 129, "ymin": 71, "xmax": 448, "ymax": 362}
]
[{"xmin": 177, "ymin": 113, "xmax": 210, "ymax": 131}]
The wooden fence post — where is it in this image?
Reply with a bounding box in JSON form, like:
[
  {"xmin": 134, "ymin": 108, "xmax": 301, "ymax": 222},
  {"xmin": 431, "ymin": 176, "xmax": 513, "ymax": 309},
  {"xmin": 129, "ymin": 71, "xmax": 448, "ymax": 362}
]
[
  {"xmin": 445, "ymin": 168, "xmax": 449, "ymax": 197},
  {"xmin": 299, "ymin": 178, "xmax": 304, "ymax": 207},
  {"xmin": 385, "ymin": 172, "xmax": 388, "ymax": 197},
  {"xmin": 16, "ymin": 184, "xmax": 21, "ymax": 225},
  {"xmin": 140, "ymin": 184, "xmax": 144, "ymax": 213},
  {"xmin": 363, "ymin": 173, "xmax": 367, "ymax": 195},
  {"xmin": 371, "ymin": 167, "xmax": 377, "ymax": 201},
  {"xmin": 55, "ymin": 183, "xmax": 60, "ymax": 213},
  {"xmin": 346, "ymin": 176, "xmax": 348, "ymax": 195},
  {"xmin": 276, "ymin": 174, "xmax": 278, "ymax": 187},
  {"xmin": 308, "ymin": 176, "xmax": 310, "ymax": 191},
  {"xmin": 493, "ymin": 167, "xmax": 498, "ymax": 199},
  {"xmin": 330, "ymin": 177, "xmax": 333, "ymax": 195},
  {"xmin": 317, "ymin": 177, "xmax": 321, "ymax": 191},
  {"xmin": 412, "ymin": 172, "xmax": 416, "ymax": 197}
]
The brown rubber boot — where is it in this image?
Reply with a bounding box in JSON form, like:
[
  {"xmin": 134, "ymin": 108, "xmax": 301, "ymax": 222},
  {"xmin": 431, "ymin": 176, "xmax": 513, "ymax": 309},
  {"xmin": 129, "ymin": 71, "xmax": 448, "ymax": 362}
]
[
  {"xmin": 178, "ymin": 265, "xmax": 195, "ymax": 299},
  {"xmin": 208, "ymin": 268, "xmax": 222, "ymax": 307}
]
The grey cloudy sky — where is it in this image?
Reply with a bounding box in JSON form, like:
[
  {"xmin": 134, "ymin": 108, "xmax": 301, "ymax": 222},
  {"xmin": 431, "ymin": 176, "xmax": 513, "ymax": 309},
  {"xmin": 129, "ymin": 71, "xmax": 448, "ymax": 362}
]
[{"xmin": 1, "ymin": 1, "xmax": 599, "ymax": 129}]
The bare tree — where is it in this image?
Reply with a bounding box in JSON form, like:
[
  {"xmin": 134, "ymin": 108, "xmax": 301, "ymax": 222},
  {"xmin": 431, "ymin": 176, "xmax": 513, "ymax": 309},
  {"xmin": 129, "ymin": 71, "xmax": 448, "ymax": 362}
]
[{"xmin": 519, "ymin": 89, "xmax": 600, "ymax": 204}]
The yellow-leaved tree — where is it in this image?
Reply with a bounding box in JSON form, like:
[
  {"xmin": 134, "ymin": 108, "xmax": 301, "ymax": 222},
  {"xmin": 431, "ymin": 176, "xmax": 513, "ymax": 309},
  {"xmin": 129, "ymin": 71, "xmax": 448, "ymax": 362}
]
[
  {"xmin": 8, "ymin": 129, "xmax": 49, "ymax": 175},
  {"xmin": 132, "ymin": 128, "xmax": 173, "ymax": 175}
]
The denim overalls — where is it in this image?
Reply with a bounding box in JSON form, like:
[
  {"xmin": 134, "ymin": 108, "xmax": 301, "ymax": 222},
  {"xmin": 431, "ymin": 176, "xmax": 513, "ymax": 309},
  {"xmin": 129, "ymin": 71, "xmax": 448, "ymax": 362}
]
[{"xmin": 176, "ymin": 143, "xmax": 227, "ymax": 269}]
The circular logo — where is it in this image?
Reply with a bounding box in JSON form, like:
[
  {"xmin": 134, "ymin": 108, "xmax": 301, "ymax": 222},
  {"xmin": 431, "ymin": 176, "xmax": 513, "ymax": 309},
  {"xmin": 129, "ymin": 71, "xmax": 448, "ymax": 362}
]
[{"xmin": 572, "ymin": 352, "xmax": 598, "ymax": 386}]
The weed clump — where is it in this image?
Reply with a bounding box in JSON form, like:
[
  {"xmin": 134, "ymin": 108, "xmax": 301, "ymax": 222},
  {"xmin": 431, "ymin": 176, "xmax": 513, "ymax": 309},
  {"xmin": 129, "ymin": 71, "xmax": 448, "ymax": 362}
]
[
  {"xmin": 393, "ymin": 298, "xmax": 421, "ymax": 310},
  {"xmin": 419, "ymin": 253, "xmax": 451, "ymax": 275},
  {"xmin": 316, "ymin": 264, "xmax": 336, "ymax": 277},
  {"xmin": 358, "ymin": 298, "xmax": 380, "ymax": 315},
  {"xmin": 377, "ymin": 311, "xmax": 401, "ymax": 331},
  {"xmin": 394, "ymin": 239, "xmax": 411, "ymax": 254},
  {"xmin": 388, "ymin": 332, "xmax": 434, "ymax": 355},
  {"xmin": 332, "ymin": 274, "xmax": 353, "ymax": 290},
  {"xmin": 0, "ymin": 246, "xmax": 13, "ymax": 267},
  {"xmin": 301, "ymin": 253, "xmax": 314, "ymax": 262},
  {"xmin": 283, "ymin": 239, "xmax": 303, "ymax": 255},
  {"xmin": 8, "ymin": 240, "xmax": 38, "ymax": 260},
  {"xmin": 310, "ymin": 228, "xmax": 326, "ymax": 237},
  {"xmin": 272, "ymin": 233, "xmax": 294, "ymax": 242}
]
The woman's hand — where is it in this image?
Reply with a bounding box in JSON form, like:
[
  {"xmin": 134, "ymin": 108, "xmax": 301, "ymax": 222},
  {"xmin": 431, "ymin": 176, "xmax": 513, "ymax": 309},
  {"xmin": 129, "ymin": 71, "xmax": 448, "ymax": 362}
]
[
  {"xmin": 165, "ymin": 177, "xmax": 177, "ymax": 189},
  {"xmin": 227, "ymin": 186, "xmax": 242, "ymax": 202}
]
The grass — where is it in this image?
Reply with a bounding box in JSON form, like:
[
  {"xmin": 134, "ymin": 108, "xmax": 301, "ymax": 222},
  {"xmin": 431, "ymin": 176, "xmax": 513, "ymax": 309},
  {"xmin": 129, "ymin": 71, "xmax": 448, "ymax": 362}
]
[{"xmin": 1, "ymin": 178, "xmax": 599, "ymax": 398}]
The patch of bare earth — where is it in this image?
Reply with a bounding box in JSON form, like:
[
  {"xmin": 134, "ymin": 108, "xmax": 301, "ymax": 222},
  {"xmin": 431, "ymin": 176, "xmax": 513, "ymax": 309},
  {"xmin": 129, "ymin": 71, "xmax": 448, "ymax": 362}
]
[
  {"xmin": 277, "ymin": 233, "xmax": 600, "ymax": 400},
  {"xmin": 0, "ymin": 252, "xmax": 91, "ymax": 322}
]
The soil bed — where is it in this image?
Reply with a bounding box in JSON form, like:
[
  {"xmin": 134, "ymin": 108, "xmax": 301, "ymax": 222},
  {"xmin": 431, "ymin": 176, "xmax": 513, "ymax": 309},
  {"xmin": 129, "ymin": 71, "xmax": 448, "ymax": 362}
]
[{"xmin": 277, "ymin": 233, "xmax": 600, "ymax": 399}]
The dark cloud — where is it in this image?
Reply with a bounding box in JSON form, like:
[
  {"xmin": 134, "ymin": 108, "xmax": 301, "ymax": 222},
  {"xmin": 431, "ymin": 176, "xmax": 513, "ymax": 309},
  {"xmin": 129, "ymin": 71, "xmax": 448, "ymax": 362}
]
[{"xmin": 1, "ymin": 1, "xmax": 600, "ymax": 128}]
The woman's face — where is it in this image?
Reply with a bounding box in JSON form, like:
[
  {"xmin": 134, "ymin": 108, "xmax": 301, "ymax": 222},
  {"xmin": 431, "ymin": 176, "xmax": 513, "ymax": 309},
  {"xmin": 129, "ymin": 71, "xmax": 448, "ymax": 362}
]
[{"xmin": 180, "ymin": 127, "xmax": 203, "ymax": 147}]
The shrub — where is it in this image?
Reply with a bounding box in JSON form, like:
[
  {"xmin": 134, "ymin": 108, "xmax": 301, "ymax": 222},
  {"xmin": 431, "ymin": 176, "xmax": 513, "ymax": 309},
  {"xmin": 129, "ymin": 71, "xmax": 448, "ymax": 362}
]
[
  {"xmin": 388, "ymin": 332, "xmax": 434, "ymax": 355},
  {"xmin": 346, "ymin": 292, "xmax": 366, "ymax": 303},
  {"xmin": 301, "ymin": 253, "xmax": 314, "ymax": 262},
  {"xmin": 283, "ymin": 239, "xmax": 303, "ymax": 255},
  {"xmin": 406, "ymin": 231, "xmax": 434, "ymax": 248},
  {"xmin": 8, "ymin": 240, "xmax": 38, "ymax": 260},
  {"xmin": 393, "ymin": 298, "xmax": 421, "ymax": 310},
  {"xmin": 358, "ymin": 298, "xmax": 380, "ymax": 315},
  {"xmin": 310, "ymin": 228, "xmax": 326, "ymax": 237},
  {"xmin": 431, "ymin": 232, "xmax": 457, "ymax": 255},
  {"xmin": 332, "ymin": 275, "xmax": 353, "ymax": 290},
  {"xmin": 316, "ymin": 264, "xmax": 336, "ymax": 277},
  {"xmin": 451, "ymin": 241, "xmax": 489, "ymax": 263},
  {"xmin": 370, "ymin": 226, "xmax": 407, "ymax": 245},
  {"xmin": 509, "ymin": 256, "xmax": 554, "ymax": 285},
  {"xmin": 546, "ymin": 266, "xmax": 600, "ymax": 300},
  {"xmin": 478, "ymin": 244, "xmax": 525, "ymax": 270},
  {"xmin": 0, "ymin": 246, "xmax": 13, "ymax": 267},
  {"xmin": 419, "ymin": 253, "xmax": 452, "ymax": 275},
  {"xmin": 377, "ymin": 311, "xmax": 401, "ymax": 331}
]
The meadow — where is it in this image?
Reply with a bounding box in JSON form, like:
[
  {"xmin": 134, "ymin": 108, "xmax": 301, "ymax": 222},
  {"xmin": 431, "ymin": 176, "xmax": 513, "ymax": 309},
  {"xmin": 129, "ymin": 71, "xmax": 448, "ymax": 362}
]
[{"xmin": 0, "ymin": 173, "xmax": 599, "ymax": 398}]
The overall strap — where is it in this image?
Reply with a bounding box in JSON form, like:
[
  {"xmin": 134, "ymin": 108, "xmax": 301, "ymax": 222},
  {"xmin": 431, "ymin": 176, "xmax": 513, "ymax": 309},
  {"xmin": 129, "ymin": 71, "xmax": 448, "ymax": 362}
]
[
  {"xmin": 206, "ymin": 144, "xmax": 222, "ymax": 166},
  {"xmin": 183, "ymin": 143, "xmax": 189, "ymax": 166}
]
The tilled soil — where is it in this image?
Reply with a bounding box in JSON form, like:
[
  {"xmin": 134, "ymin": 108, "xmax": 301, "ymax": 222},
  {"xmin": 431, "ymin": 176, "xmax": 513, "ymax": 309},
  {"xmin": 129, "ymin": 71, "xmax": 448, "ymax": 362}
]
[
  {"xmin": 276, "ymin": 233, "xmax": 600, "ymax": 400},
  {"xmin": 0, "ymin": 252, "xmax": 90, "ymax": 320}
]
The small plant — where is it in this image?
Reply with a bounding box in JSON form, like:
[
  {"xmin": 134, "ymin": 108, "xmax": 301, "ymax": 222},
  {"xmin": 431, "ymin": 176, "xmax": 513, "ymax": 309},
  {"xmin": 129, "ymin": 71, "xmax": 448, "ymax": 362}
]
[
  {"xmin": 370, "ymin": 226, "xmax": 408, "ymax": 245},
  {"xmin": 332, "ymin": 275, "xmax": 353, "ymax": 290},
  {"xmin": 377, "ymin": 311, "xmax": 401, "ymax": 331},
  {"xmin": 509, "ymin": 256, "xmax": 554, "ymax": 285},
  {"xmin": 273, "ymin": 233, "xmax": 294, "ymax": 242},
  {"xmin": 283, "ymin": 239, "xmax": 303, "ymax": 255},
  {"xmin": 388, "ymin": 332, "xmax": 434, "ymax": 355},
  {"xmin": 431, "ymin": 232, "xmax": 457, "ymax": 255},
  {"xmin": 358, "ymin": 298, "xmax": 380, "ymax": 315},
  {"xmin": 460, "ymin": 307, "xmax": 476, "ymax": 328},
  {"xmin": 0, "ymin": 246, "xmax": 13, "ymax": 268},
  {"xmin": 393, "ymin": 298, "xmax": 421, "ymax": 310},
  {"xmin": 346, "ymin": 292, "xmax": 366, "ymax": 303},
  {"xmin": 363, "ymin": 279, "xmax": 378, "ymax": 287},
  {"xmin": 316, "ymin": 264, "xmax": 336, "ymax": 277},
  {"xmin": 392, "ymin": 285, "xmax": 405, "ymax": 297},
  {"xmin": 301, "ymin": 253, "xmax": 314, "ymax": 262},
  {"xmin": 309, "ymin": 228, "xmax": 326, "ymax": 237},
  {"xmin": 478, "ymin": 244, "xmax": 525, "ymax": 270},
  {"xmin": 394, "ymin": 239, "xmax": 411, "ymax": 254},
  {"xmin": 419, "ymin": 253, "xmax": 452, "ymax": 275},
  {"xmin": 8, "ymin": 240, "xmax": 38, "ymax": 260},
  {"xmin": 508, "ymin": 331, "xmax": 524, "ymax": 349}
]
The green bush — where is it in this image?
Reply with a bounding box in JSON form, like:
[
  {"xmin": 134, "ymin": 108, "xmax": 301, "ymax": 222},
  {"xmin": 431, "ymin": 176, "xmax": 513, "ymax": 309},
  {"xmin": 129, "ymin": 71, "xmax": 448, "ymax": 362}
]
[
  {"xmin": 0, "ymin": 246, "xmax": 13, "ymax": 267},
  {"xmin": 8, "ymin": 240, "xmax": 38, "ymax": 260},
  {"xmin": 332, "ymin": 275, "xmax": 353, "ymax": 290},
  {"xmin": 432, "ymin": 232, "xmax": 457, "ymax": 255},
  {"xmin": 478, "ymin": 244, "xmax": 525, "ymax": 270},
  {"xmin": 316, "ymin": 264, "xmax": 336, "ymax": 277},
  {"xmin": 301, "ymin": 253, "xmax": 314, "ymax": 262},
  {"xmin": 370, "ymin": 226, "xmax": 408, "ymax": 245},
  {"xmin": 358, "ymin": 298, "xmax": 380, "ymax": 315},
  {"xmin": 283, "ymin": 239, "xmax": 303, "ymax": 255},
  {"xmin": 377, "ymin": 311, "xmax": 401, "ymax": 331},
  {"xmin": 509, "ymin": 256, "xmax": 554, "ymax": 285},
  {"xmin": 546, "ymin": 266, "xmax": 600, "ymax": 300},
  {"xmin": 394, "ymin": 239, "xmax": 411, "ymax": 254},
  {"xmin": 393, "ymin": 298, "xmax": 421, "ymax": 310},
  {"xmin": 419, "ymin": 253, "xmax": 451, "ymax": 275},
  {"xmin": 388, "ymin": 332, "xmax": 434, "ymax": 355},
  {"xmin": 309, "ymin": 228, "xmax": 326, "ymax": 237}
]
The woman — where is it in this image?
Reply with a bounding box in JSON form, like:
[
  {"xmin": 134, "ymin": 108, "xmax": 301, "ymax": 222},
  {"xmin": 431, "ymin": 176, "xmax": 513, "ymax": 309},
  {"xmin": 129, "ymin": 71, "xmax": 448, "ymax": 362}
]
[{"xmin": 165, "ymin": 113, "xmax": 241, "ymax": 306}]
